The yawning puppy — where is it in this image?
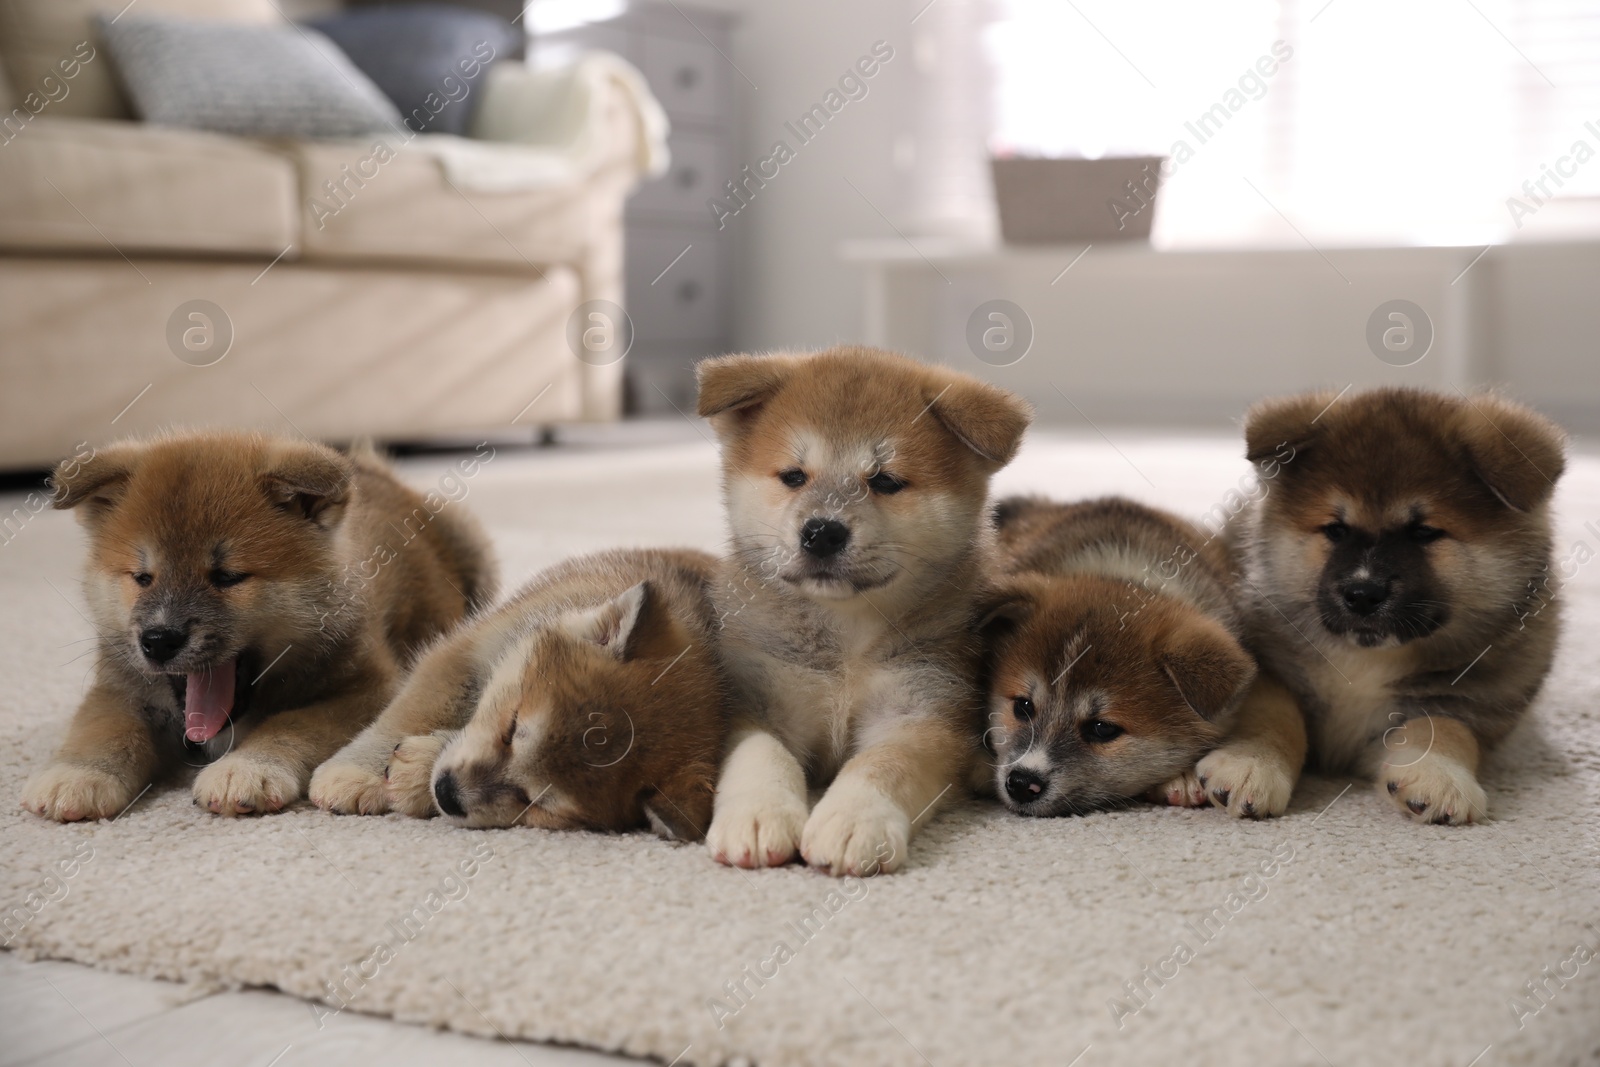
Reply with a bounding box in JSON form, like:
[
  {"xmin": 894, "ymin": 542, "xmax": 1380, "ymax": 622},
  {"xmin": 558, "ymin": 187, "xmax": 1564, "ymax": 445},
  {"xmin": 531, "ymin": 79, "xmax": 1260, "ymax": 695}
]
[
  {"xmin": 982, "ymin": 496, "xmax": 1274, "ymax": 817},
  {"xmin": 697, "ymin": 346, "xmax": 1031, "ymax": 875},
  {"xmin": 1231, "ymin": 387, "xmax": 1566, "ymax": 824},
  {"xmin": 21, "ymin": 432, "xmax": 494, "ymax": 821},
  {"xmin": 310, "ymin": 548, "xmax": 727, "ymax": 840}
]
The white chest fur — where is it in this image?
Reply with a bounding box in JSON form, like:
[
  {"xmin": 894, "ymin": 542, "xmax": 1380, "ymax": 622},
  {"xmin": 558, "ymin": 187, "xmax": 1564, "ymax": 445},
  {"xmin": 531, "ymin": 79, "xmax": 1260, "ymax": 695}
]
[{"xmin": 1302, "ymin": 642, "xmax": 1414, "ymax": 773}]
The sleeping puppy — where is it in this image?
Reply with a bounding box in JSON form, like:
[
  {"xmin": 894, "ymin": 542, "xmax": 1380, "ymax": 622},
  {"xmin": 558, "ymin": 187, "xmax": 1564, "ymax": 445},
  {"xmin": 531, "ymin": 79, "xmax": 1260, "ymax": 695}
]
[
  {"xmin": 1230, "ymin": 387, "xmax": 1566, "ymax": 824},
  {"xmin": 21, "ymin": 432, "xmax": 494, "ymax": 821},
  {"xmin": 982, "ymin": 496, "xmax": 1290, "ymax": 817},
  {"xmin": 310, "ymin": 548, "xmax": 727, "ymax": 840},
  {"xmin": 697, "ymin": 346, "xmax": 1031, "ymax": 875}
]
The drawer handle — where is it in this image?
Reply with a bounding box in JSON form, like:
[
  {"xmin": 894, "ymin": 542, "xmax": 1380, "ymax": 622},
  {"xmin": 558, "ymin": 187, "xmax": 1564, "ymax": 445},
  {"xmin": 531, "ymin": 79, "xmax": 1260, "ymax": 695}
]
[
  {"xmin": 675, "ymin": 66, "xmax": 699, "ymax": 90},
  {"xmin": 675, "ymin": 166, "xmax": 699, "ymax": 189},
  {"xmin": 677, "ymin": 280, "xmax": 701, "ymax": 303}
]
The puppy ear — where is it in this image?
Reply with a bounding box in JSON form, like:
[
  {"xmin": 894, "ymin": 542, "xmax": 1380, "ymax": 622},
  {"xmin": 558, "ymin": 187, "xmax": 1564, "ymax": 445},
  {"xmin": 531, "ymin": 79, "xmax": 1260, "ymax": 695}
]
[
  {"xmin": 974, "ymin": 585, "xmax": 1034, "ymax": 640},
  {"xmin": 1242, "ymin": 391, "xmax": 1337, "ymax": 464},
  {"xmin": 925, "ymin": 373, "xmax": 1032, "ymax": 467},
  {"xmin": 1158, "ymin": 615, "xmax": 1256, "ymax": 722},
  {"xmin": 563, "ymin": 581, "xmax": 691, "ymax": 662},
  {"xmin": 1455, "ymin": 393, "xmax": 1565, "ymax": 512},
  {"xmin": 49, "ymin": 442, "xmax": 142, "ymax": 518},
  {"xmin": 696, "ymin": 353, "xmax": 799, "ymax": 420},
  {"xmin": 261, "ymin": 444, "xmax": 353, "ymax": 527},
  {"xmin": 641, "ymin": 762, "xmax": 717, "ymax": 841}
]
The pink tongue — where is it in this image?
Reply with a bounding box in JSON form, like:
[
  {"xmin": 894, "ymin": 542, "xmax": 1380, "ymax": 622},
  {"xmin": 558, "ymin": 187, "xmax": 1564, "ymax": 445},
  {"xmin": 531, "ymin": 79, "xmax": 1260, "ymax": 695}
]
[{"xmin": 185, "ymin": 658, "xmax": 237, "ymax": 742}]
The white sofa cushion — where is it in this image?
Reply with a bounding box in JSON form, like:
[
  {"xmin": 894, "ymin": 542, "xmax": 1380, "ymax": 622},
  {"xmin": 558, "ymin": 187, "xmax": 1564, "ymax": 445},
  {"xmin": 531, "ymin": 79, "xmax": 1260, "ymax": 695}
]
[
  {"xmin": 0, "ymin": 117, "xmax": 296, "ymax": 254},
  {"xmin": 0, "ymin": 0, "xmax": 281, "ymax": 120}
]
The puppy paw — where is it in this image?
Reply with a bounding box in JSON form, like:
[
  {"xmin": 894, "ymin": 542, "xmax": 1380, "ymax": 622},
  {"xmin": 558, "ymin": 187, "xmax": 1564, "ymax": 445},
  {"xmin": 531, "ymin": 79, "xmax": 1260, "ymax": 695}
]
[
  {"xmin": 706, "ymin": 789, "xmax": 807, "ymax": 869},
  {"xmin": 309, "ymin": 760, "xmax": 389, "ymax": 815},
  {"xmin": 385, "ymin": 735, "xmax": 446, "ymax": 818},
  {"xmin": 21, "ymin": 764, "xmax": 137, "ymax": 822},
  {"xmin": 194, "ymin": 755, "xmax": 301, "ymax": 816},
  {"xmin": 1195, "ymin": 746, "xmax": 1295, "ymax": 818},
  {"xmin": 800, "ymin": 782, "xmax": 908, "ymax": 877},
  {"xmin": 1381, "ymin": 756, "xmax": 1487, "ymax": 825},
  {"xmin": 1147, "ymin": 768, "xmax": 1209, "ymax": 808}
]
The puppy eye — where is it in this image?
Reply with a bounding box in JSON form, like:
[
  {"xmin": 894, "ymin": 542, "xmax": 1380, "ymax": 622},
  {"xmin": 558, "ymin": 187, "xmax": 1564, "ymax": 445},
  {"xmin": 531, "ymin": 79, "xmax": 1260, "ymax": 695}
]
[
  {"xmin": 778, "ymin": 468, "xmax": 807, "ymax": 488},
  {"xmin": 1321, "ymin": 522, "xmax": 1349, "ymax": 543},
  {"xmin": 1408, "ymin": 522, "xmax": 1446, "ymax": 544},
  {"xmin": 210, "ymin": 569, "xmax": 250, "ymax": 588},
  {"xmin": 1082, "ymin": 720, "xmax": 1124, "ymax": 743},
  {"xmin": 131, "ymin": 572, "xmax": 154, "ymax": 588},
  {"xmin": 1011, "ymin": 696, "xmax": 1035, "ymax": 720},
  {"xmin": 866, "ymin": 471, "xmax": 906, "ymax": 495}
]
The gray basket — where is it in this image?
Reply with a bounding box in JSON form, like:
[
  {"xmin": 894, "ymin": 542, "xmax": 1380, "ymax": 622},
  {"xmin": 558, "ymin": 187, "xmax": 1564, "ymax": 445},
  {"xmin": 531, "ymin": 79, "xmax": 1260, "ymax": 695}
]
[{"xmin": 991, "ymin": 156, "xmax": 1166, "ymax": 243}]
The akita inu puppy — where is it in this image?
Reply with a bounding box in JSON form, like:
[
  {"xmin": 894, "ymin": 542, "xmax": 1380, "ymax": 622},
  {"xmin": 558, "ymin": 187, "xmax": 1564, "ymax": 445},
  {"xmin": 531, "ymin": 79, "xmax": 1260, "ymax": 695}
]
[
  {"xmin": 21, "ymin": 432, "xmax": 494, "ymax": 821},
  {"xmin": 311, "ymin": 548, "xmax": 727, "ymax": 840},
  {"xmin": 696, "ymin": 346, "xmax": 1031, "ymax": 876},
  {"xmin": 1231, "ymin": 387, "xmax": 1566, "ymax": 824},
  {"xmin": 982, "ymin": 496, "xmax": 1279, "ymax": 817}
]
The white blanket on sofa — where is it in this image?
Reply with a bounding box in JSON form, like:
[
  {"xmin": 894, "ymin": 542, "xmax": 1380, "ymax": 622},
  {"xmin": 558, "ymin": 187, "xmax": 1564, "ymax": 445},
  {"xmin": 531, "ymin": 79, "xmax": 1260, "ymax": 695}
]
[{"xmin": 413, "ymin": 52, "xmax": 670, "ymax": 193}]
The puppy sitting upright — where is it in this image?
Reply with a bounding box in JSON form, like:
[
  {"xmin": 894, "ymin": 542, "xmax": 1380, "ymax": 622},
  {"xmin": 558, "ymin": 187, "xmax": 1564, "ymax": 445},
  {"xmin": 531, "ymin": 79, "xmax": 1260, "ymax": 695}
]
[
  {"xmin": 1231, "ymin": 387, "xmax": 1566, "ymax": 824},
  {"xmin": 982, "ymin": 496, "xmax": 1267, "ymax": 816},
  {"xmin": 698, "ymin": 346, "xmax": 1031, "ymax": 876},
  {"xmin": 21, "ymin": 432, "xmax": 494, "ymax": 821}
]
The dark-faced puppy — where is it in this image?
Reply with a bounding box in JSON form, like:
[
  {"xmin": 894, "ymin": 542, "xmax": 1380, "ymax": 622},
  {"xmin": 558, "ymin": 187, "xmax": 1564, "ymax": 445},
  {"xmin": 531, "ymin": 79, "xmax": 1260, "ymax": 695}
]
[
  {"xmin": 1233, "ymin": 387, "xmax": 1566, "ymax": 824},
  {"xmin": 312, "ymin": 548, "xmax": 727, "ymax": 841},
  {"xmin": 21, "ymin": 432, "xmax": 494, "ymax": 821},
  {"xmin": 983, "ymin": 497, "xmax": 1269, "ymax": 816}
]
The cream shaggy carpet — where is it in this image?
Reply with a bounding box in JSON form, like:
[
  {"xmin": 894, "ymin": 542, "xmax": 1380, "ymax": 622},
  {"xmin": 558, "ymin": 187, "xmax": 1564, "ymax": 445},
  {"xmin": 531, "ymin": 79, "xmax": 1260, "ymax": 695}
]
[{"xmin": 3, "ymin": 428, "xmax": 1598, "ymax": 1067}]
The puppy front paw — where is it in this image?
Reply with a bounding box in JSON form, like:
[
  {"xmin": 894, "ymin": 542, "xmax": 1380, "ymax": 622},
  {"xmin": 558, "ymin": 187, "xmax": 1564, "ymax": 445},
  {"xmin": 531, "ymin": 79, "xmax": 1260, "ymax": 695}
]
[
  {"xmin": 194, "ymin": 755, "xmax": 301, "ymax": 816},
  {"xmin": 1381, "ymin": 757, "xmax": 1487, "ymax": 825},
  {"xmin": 309, "ymin": 760, "xmax": 389, "ymax": 815},
  {"xmin": 1195, "ymin": 746, "xmax": 1296, "ymax": 818},
  {"xmin": 801, "ymin": 783, "xmax": 908, "ymax": 877},
  {"xmin": 706, "ymin": 789, "xmax": 807, "ymax": 869},
  {"xmin": 21, "ymin": 764, "xmax": 137, "ymax": 822},
  {"xmin": 385, "ymin": 735, "xmax": 447, "ymax": 818},
  {"xmin": 1147, "ymin": 768, "xmax": 1208, "ymax": 807}
]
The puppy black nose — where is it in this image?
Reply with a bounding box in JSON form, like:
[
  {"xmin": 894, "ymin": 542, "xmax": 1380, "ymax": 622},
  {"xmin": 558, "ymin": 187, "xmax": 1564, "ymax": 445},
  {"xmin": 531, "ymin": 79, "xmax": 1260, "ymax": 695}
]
[
  {"xmin": 433, "ymin": 772, "xmax": 466, "ymax": 818},
  {"xmin": 800, "ymin": 518, "xmax": 850, "ymax": 559},
  {"xmin": 1005, "ymin": 768, "xmax": 1047, "ymax": 804},
  {"xmin": 139, "ymin": 627, "xmax": 189, "ymax": 664},
  {"xmin": 1342, "ymin": 580, "xmax": 1391, "ymax": 616}
]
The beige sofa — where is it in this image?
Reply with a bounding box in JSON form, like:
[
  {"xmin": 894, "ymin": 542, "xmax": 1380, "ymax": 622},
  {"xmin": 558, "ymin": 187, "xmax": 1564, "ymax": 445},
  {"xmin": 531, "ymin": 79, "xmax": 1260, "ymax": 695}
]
[{"xmin": 0, "ymin": 0, "xmax": 655, "ymax": 469}]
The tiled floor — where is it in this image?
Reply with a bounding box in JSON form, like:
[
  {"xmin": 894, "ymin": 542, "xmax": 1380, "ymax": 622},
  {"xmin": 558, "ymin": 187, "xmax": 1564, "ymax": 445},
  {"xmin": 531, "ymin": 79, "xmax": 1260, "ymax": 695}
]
[{"xmin": 0, "ymin": 955, "xmax": 639, "ymax": 1067}]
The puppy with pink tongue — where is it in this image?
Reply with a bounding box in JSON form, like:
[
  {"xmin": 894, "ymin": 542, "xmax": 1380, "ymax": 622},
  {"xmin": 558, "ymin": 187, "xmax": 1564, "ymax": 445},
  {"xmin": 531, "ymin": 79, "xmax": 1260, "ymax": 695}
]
[{"xmin": 21, "ymin": 432, "xmax": 495, "ymax": 821}]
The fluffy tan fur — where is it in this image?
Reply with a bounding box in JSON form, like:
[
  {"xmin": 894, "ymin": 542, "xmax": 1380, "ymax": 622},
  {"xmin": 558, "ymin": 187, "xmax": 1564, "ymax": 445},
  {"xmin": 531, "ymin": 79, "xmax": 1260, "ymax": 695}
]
[
  {"xmin": 311, "ymin": 548, "xmax": 728, "ymax": 841},
  {"xmin": 696, "ymin": 346, "xmax": 1031, "ymax": 875},
  {"xmin": 1231, "ymin": 386, "xmax": 1566, "ymax": 824},
  {"xmin": 21, "ymin": 432, "xmax": 493, "ymax": 821}
]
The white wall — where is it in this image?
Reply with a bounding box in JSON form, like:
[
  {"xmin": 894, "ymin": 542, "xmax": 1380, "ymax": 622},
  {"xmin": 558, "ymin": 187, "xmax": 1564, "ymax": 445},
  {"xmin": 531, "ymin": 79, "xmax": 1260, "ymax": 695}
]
[{"xmin": 694, "ymin": 0, "xmax": 1599, "ymax": 432}]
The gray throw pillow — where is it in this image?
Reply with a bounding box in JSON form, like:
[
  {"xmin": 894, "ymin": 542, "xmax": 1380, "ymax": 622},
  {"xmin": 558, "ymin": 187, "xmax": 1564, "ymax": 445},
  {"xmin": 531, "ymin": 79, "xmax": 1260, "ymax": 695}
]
[
  {"xmin": 99, "ymin": 15, "xmax": 404, "ymax": 139},
  {"xmin": 311, "ymin": 4, "xmax": 522, "ymax": 136}
]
